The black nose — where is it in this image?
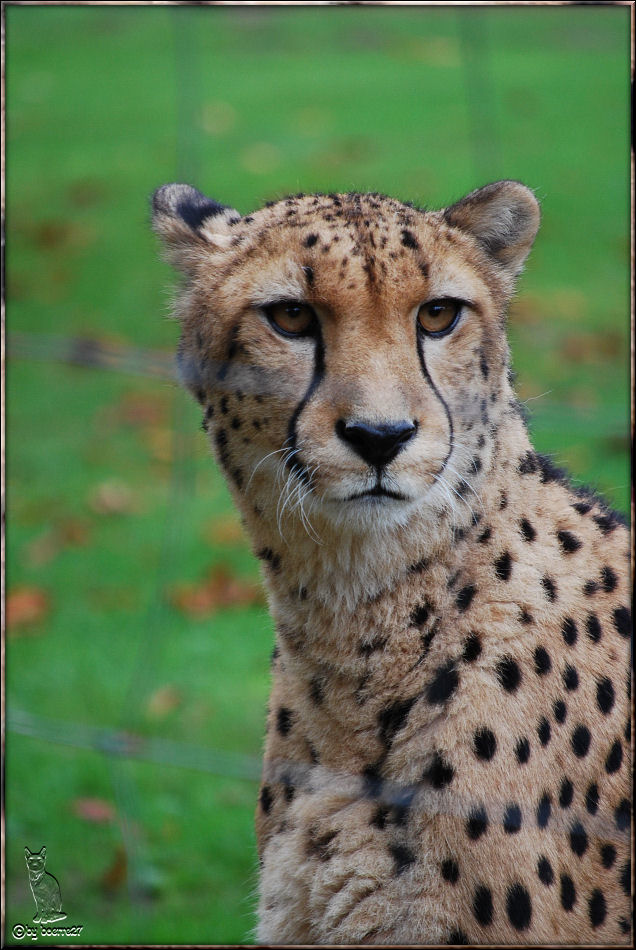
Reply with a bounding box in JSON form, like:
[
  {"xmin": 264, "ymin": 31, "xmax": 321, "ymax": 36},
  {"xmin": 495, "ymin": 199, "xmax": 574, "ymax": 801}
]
[{"xmin": 335, "ymin": 419, "xmax": 417, "ymax": 469}]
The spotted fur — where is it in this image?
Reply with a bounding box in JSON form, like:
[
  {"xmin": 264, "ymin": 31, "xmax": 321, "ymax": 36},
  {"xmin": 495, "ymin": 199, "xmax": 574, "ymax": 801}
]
[{"xmin": 152, "ymin": 181, "xmax": 631, "ymax": 944}]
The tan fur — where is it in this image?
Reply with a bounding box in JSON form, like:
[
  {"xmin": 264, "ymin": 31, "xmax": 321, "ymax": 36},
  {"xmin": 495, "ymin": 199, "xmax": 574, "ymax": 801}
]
[{"xmin": 152, "ymin": 182, "xmax": 631, "ymax": 944}]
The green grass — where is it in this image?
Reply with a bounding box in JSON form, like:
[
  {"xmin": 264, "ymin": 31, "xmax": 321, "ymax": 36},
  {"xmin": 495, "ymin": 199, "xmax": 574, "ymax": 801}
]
[{"xmin": 5, "ymin": 4, "xmax": 630, "ymax": 945}]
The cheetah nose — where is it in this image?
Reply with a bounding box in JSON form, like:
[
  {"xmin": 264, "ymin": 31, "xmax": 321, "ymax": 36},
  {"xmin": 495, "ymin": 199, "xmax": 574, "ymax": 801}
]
[{"xmin": 335, "ymin": 418, "xmax": 418, "ymax": 469}]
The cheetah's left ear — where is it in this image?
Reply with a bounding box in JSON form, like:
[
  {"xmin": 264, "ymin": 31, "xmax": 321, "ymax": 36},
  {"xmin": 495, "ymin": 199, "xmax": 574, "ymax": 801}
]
[
  {"xmin": 151, "ymin": 183, "xmax": 241, "ymax": 274},
  {"xmin": 443, "ymin": 180, "xmax": 540, "ymax": 278}
]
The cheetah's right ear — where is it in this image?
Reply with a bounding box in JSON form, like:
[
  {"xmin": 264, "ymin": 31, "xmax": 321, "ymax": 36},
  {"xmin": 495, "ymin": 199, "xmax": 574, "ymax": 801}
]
[
  {"xmin": 443, "ymin": 180, "xmax": 540, "ymax": 279},
  {"xmin": 151, "ymin": 183, "xmax": 241, "ymax": 274}
]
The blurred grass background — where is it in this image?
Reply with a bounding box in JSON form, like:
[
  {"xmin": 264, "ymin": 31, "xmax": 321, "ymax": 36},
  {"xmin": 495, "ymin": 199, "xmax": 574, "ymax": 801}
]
[{"xmin": 4, "ymin": 4, "xmax": 630, "ymax": 945}]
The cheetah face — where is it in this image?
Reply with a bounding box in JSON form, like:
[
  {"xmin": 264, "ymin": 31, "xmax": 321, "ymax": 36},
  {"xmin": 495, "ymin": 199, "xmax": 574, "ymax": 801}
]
[{"xmin": 153, "ymin": 182, "xmax": 539, "ymax": 535}]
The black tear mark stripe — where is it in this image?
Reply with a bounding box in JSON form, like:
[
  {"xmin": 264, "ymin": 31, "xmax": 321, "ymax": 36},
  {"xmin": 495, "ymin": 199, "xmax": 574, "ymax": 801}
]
[
  {"xmin": 286, "ymin": 327, "xmax": 326, "ymax": 484},
  {"xmin": 417, "ymin": 336, "xmax": 454, "ymax": 478}
]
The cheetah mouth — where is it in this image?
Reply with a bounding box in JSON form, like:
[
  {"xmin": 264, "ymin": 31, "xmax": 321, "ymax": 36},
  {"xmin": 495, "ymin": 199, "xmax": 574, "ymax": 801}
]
[{"xmin": 345, "ymin": 485, "xmax": 409, "ymax": 502}]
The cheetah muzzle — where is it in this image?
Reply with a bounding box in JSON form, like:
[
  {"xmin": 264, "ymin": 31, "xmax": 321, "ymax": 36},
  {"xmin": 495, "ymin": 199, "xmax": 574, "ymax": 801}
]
[{"xmin": 152, "ymin": 180, "xmax": 631, "ymax": 945}]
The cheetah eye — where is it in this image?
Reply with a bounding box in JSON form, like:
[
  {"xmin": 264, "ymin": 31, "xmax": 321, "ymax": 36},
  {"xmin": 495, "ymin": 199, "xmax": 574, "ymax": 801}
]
[
  {"xmin": 264, "ymin": 301, "xmax": 317, "ymax": 338},
  {"xmin": 417, "ymin": 298, "xmax": 463, "ymax": 337}
]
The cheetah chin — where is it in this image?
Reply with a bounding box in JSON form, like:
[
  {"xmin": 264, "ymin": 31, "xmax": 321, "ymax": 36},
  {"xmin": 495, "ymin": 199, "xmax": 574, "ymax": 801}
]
[{"xmin": 152, "ymin": 180, "xmax": 631, "ymax": 945}]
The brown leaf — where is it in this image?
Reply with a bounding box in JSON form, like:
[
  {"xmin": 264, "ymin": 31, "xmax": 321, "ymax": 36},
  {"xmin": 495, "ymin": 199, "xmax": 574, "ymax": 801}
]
[
  {"xmin": 170, "ymin": 566, "xmax": 264, "ymax": 618},
  {"xmin": 100, "ymin": 845, "xmax": 127, "ymax": 894},
  {"xmin": 146, "ymin": 685, "xmax": 182, "ymax": 719},
  {"xmin": 205, "ymin": 515, "xmax": 247, "ymax": 546},
  {"xmin": 27, "ymin": 518, "xmax": 90, "ymax": 566},
  {"xmin": 6, "ymin": 587, "xmax": 49, "ymax": 633},
  {"xmin": 90, "ymin": 479, "xmax": 135, "ymax": 515},
  {"xmin": 73, "ymin": 797, "xmax": 115, "ymax": 823}
]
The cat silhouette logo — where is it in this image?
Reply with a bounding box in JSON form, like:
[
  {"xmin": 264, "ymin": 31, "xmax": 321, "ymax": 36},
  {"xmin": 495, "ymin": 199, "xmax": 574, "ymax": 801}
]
[{"xmin": 24, "ymin": 846, "xmax": 67, "ymax": 924}]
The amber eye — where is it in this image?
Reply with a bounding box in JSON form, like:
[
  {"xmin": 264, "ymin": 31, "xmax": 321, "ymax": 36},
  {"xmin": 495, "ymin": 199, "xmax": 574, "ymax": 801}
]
[
  {"xmin": 264, "ymin": 301, "xmax": 317, "ymax": 338},
  {"xmin": 417, "ymin": 299, "xmax": 462, "ymax": 337}
]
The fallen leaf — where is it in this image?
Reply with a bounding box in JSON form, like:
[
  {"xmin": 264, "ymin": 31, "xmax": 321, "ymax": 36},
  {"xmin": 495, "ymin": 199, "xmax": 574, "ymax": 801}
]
[
  {"xmin": 73, "ymin": 797, "xmax": 115, "ymax": 823},
  {"xmin": 146, "ymin": 685, "xmax": 182, "ymax": 719},
  {"xmin": 90, "ymin": 479, "xmax": 135, "ymax": 515},
  {"xmin": 27, "ymin": 518, "xmax": 90, "ymax": 566},
  {"xmin": 205, "ymin": 515, "xmax": 246, "ymax": 546},
  {"xmin": 100, "ymin": 845, "xmax": 127, "ymax": 894},
  {"xmin": 6, "ymin": 587, "xmax": 49, "ymax": 633},
  {"xmin": 170, "ymin": 566, "xmax": 264, "ymax": 618}
]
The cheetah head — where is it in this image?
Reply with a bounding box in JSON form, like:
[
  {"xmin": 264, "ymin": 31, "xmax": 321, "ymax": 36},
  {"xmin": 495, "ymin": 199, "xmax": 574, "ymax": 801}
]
[{"xmin": 152, "ymin": 181, "xmax": 539, "ymax": 540}]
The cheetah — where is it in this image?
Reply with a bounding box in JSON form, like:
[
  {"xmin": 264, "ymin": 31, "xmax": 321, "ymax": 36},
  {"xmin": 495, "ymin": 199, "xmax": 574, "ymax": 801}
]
[{"xmin": 151, "ymin": 180, "xmax": 631, "ymax": 944}]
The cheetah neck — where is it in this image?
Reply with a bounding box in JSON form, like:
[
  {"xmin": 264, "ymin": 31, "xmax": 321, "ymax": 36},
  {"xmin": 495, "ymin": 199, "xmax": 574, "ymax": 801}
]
[{"xmin": 245, "ymin": 412, "xmax": 533, "ymax": 665}]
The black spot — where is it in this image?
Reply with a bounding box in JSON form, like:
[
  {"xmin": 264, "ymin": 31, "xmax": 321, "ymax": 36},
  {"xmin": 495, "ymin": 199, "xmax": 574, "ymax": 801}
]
[
  {"xmin": 477, "ymin": 527, "xmax": 491, "ymax": 543},
  {"xmin": 536, "ymin": 792, "xmax": 552, "ymax": 828},
  {"xmin": 600, "ymin": 843, "xmax": 616, "ymax": 868},
  {"xmin": 479, "ymin": 350, "xmax": 489, "ymax": 379},
  {"xmin": 518, "ymin": 451, "xmax": 537, "ymax": 474},
  {"xmin": 613, "ymin": 605, "xmax": 631, "ymax": 638},
  {"xmin": 378, "ymin": 695, "xmax": 417, "ymax": 745},
  {"xmin": 466, "ymin": 806, "xmax": 488, "ymax": 840},
  {"xmin": 537, "ymin": 856, "xmax": 553, "ymax": 886},
  {"xmin": 506, "ymin": 883, "xmax": 532, "ymax": 931},
  {"xmin": 583, "ymin": 579, "xmax": 599, "ymax": 596},
  {"xmin": 519, "ymin": 608, "xmax": 533, "ymax": 625},
  {"xmin": 536, "ymin": 453, "xmax": 568, "ymax": 484},
  {"xmin": 447, "ymin": 929, "xmax": 468, "ymax": 945},
  {"xmin": 306, "ymin": 827, "xmax": 338, "ymax": 862},
  {"xmin": 559, "ymin": 777, "xmax": 574, "ymax": 808},
  {"xmin": 593, "ymin": 512, "xmax": 620, "ymax": 535},
  {"xmin": 553, "ymin": 698, "xmax": 567, "ymax": 723},
  {"xmin": 571, "ymin": 724, "xmax": 591, "ymax": 757},
  {"xmin": 496, "ymin": 655, "xmax": 521, "ymax": 693},
  {"xmin": 304, "ymin": 233, "xmax": 318, "ymax": 247},
  {"xmin": 390, "ymin": 843, "xmax": 416, "ymax": 875},
  {"xmin": 426, "ymin": 661, "xmax": 459, "ymax": 705},
  {"xmin": 561, "ymin": 617, "xmax": 578, "ymax": 646},
  {"xmin": 557, "ymin": 529, "xmax": 582, "ymax": 553},
  {"xmin": 537, "ymin": 717, "xmax": 551, "ymax": 746},
  {"xmin": 309, "ymin": 676, "xmax": 324, "ymax": 705},
  {"xmin": 499, "ymin": 491, "xmax": 508, "ymax": 510},
  {"xmin": 473, "ymin": 727, "xmax": 497, "ymax": 760},
  {"xmin": 472, "ymin": 884, "xmax": 494, "ymax": 926},
  {"xmin": 625, "ymin": 718, "xmax": 631, "ymax": 742},
  {"xmin": 569, "ymin": 821, "xmax": 588, "ymax": 857},
  {"xmin": 596, "ymin": 678, "xmax": 615, "ymax": 715},
  {"xmin": 586, "ymin": 613, "xmax": 602, "ymax": 643},
  {"xmin": 615, "ymin": 798, "xmax": 630, "ymax": 832},
  {"xmin": 462, "ymin": 633, "xmax": 482, "ymax": 662},
  {"xmin": 219, "ymin": 395, "xmax": 229, "ymax": 414},
  {"xmin": 534, "ymin": 646, "xmax": 551, "ymax": 676},
  {"xmin": 371, "ymin": 804, "xmax": 389, "ymax": 829},
  {"xmin": 259, "ymin": 784, "xmax": 273, "ymax": 813},
  {"xmin": 619, "ymin": 918, "xmax": 631, "ymax": 935},
  {"xmin": 520, "ymin": 518, "xmax": 536, "ymax": 542},
  {"xmin": 601, "ymin": 565, "xmax": 618, "ymax": 592},
  {"xmin": 231, "ymin": 415, "xmax": 241, "ymax": 430},
  {"xmin": 302, "ymin": 264, "xmax": 314, "ymax": 285},
  {"xmin": 563, "ymin": 664, "xmax": 579, "ymax": 691},
  {"xmin": 605, "ymin": 739, "xmax": 623, "ymax": 773},
  {"xmin": 560, "ymin": 873, "xmax": 576, "ymax": 911},
  {"xmin": 494, "ymin": 551, "xmax": 512, "ymax": 581},
  {"xmin": 540, "ymin": 575, "xmax": 557, "ymax": 602},
  {"xmin": 401, "ymin": 229, "xmax": 419, "ymax": 249},
  {"xmin": 456, "ymin": 585, "xmax": 475, "ymax": 612},
  {"xmin": 585, "ymin": 783, "xmax": 599, "ymax": 815},
  {"xmin": 277, "ymin": 707, "xmax": 293, "ymax": 737},
  {"xmin": 441, "ymin": 858, "xmax": 460, "ymax": 883},
  {"xmin": 359, "ymin": 635, "xmax": 387, "ymax": 657},
  {"xmin": 425, "ymin": 751, "xmax": 455, "ymax": 788},
  {"xmin": 588, "ymin": 889, "xmax": 606, "ymax": 929},
  {"xmin": 572, "ymin": 499, "xmax": 592, "ymax": 515},
  {"xmin": 283, "ymin": 779, "xmax": 295, "ymax": 803},
  {"xmin": 410, "ymin": 602, "xmax": 430, "ymax": 626},
  {"xmin": 503, "ymin": 803, "xmax": 522, "ymax": 834},
  {"xmin": 619, "ymin": 861, "xmax": 630, "ymax": 896},
  {"xmin": 515, "ymin": 737, "xmax": 530, "ymax": 764}
]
